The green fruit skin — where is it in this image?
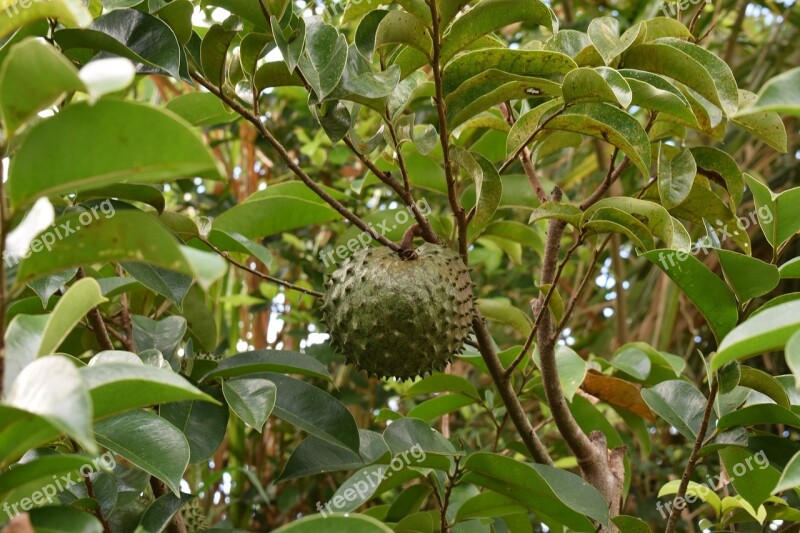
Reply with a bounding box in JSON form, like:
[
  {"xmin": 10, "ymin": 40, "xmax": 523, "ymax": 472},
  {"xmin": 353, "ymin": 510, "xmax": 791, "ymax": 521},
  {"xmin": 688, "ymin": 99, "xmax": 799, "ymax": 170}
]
[{"xmin": 321, "ymin": 244, "xmax": 474, "ymax": 380}]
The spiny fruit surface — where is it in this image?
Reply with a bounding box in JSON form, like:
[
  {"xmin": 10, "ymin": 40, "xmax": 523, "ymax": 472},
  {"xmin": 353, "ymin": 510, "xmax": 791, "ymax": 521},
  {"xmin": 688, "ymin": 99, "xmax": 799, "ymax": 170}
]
[{"xmin": 321, "ymin": 244, "xmax": 474, "ymax": 380}]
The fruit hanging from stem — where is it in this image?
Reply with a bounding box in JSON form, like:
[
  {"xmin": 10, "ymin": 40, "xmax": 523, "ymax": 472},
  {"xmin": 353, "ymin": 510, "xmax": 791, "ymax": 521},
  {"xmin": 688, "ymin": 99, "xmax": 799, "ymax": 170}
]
[{"xmin": 321, "ymin": 243, "xmax": 473, "ymax": 380}]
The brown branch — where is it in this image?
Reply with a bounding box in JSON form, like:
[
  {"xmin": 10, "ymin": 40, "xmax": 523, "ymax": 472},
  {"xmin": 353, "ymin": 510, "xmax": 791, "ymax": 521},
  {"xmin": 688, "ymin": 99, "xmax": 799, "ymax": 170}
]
[
  {"xmin": 472, "ymin": 314, "xmax": 553, "ymax": 465},
  {"xmin": 505, "ymin": 235, "xmax": 583, "ymax": 377},
  {"xmin": 342, "ymin": 136, "xmax": 440, "ymax": 244},
  {"xmin": 76, "ymin": 269, "xmax": 114, "ymax": 351},
  {"xmin": 427, "ymin": 0, "xmax": 468, "ymax": 260},
  {"xmin": 500, "ymin": 103, "xmax": 548, "ymax": 204},
  {"xmin": 192, "ymin": 72, "xmax": 402, "ymax": 253},
  {"xmin": 498, "ymin": 105, "xmax": 566, "ymax": 175},
  {"xmin": 664, "ymin": 379, "xmax": 719, "ymax": 533},
  {"xmin": 198, "ymin": 236, "xmax": 324, "ymax": 298}
]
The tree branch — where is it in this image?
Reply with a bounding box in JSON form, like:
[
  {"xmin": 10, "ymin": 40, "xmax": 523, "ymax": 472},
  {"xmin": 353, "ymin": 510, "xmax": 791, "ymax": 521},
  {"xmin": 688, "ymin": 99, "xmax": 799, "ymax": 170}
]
[
  {"xmin": 665, "ymin": 378, "xmax": 719, "ymax": 533},
  {"xmin": 472, "ymin": 314, "xmax": 553, "ymax": 465},
  {"xmin": 76, "ymin": 269, "xmax": 114, "ymax": 351},
  {"xmin": 427, "ymin": 0, "xmax": 468, "ymax": 260},
  {"xmin": 500, "ymin": 103, "xmax": 548, "ymax": 204},
  {"xmin": 192, "ymin": 72, "xmax": 402, "ymax": 253},
  {"xmin": 198, "ymin": 236, "xmax": 323, "ymax": 298}
]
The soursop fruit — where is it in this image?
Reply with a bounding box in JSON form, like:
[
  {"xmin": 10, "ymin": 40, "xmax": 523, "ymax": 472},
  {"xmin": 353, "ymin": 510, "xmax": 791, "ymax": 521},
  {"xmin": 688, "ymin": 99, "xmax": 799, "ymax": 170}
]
[{"xmin": 321, "ymin": 244, "xmax": 474, "ymax": 380}]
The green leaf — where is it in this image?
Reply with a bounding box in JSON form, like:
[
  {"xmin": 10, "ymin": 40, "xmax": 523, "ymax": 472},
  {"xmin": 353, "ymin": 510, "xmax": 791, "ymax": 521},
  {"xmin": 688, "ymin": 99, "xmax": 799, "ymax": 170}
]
[
  {"xmin": 222, "ymin": 378, "xmax": 276, "ymax": 431},
  {"xmin": 656, "ymin": 38, "xmax": 738, "ymax": 117},
  {"xmin": 442, "ymin": 49, "xmax": 576, "ymax": 95},
  {"xmin": 139, "ymin": 492, "xmax": 194, "ymax": 533},
  {"xmin": 657, "ymin": 146, "xmax": 696, "ymax": 209},
  {"xmin": 121, "ymin": 263, "xmax": 193, "ymax": 309},
  {"xmin": 271, "ymin": 13, "xmax": 305, "ymax": 72},
  {"xmin": 533, "ymin": 344, "xmax": 586, "ymax": 402},
  {"xmin": 584, "ymin": 207, "xmax": 655, "ymax": 251},
  {"xmin": 405, "ymin": 374, "xmax": 479, "ymax": 399},
  {"xmin": 201, "ymin": 23, "xmax": 238, "ymax": 88},
  {"xmin": 94, "ymin": 409, "xmax": 189, "ymax": 495},
  {"xmin": 612, "ymin": 516, "xmax": 652, "ymax": 532},
  {"xmin": 643, "ymin": 250, "xmax": 738, "ymax": 342},
  {"xmin": 744, "ymin": 174, "xmax": 800, "ymax": 249},
  {"xmin": 6, "ymin": 356, "xmax": 97, "ymax": 454},
  {"xmin": 477, "ymin": 298, "xmax": 532, "ymax": 336},
  {"xmin": 711, "ymin": 300, "xmax": 800, "ymax": 371},
  {"xmin": 658, "ymin": 479, "xmax": 721, "ymax": 516},
  {"xmin": 213, "ymin": 182, "xmax": 343, "ymax": 239},
  {"xmin": 733, "ymin": 89, "xmax": 788, "ymax": 152},
  {"xmin": 407, "ymin": 394, "xmax": 475, "ymax": 421},
  {"xmin": 587, "ymin": 17, "xmax": 642, "ymax": 65},
  {"xmin": 441, "ymin": 0, "xmax": 557, "ymax": 63},
  {"xmin": 8, "ymin": 99, "xmax": 221, "ymax": 208},
  {"xmin": 76, "ymin": 183, "xmax": 166, "ymax": 214},
  {"xmin": 716, "ymin": 404, "xmax": 800, "ymax": 432},
  {"xmin": 456, "ymin": 491, "xmax": 527, "ymax": 520},
  {"xmin": 15, "ymin": 211, "xmax": 224, "ymax": 289},
  {"xmin": 716, "ymin": 250, "xmax": 779, "ymax": 302},
  {"xmin": 738, "ymin": 367, "xmax": 790, "ymax": 409},
  {"xmin": 81, "ymin": 362, "xmax": 217, "ymax": 419},
  {"xmin": 375, "ymin": 10, "xmax": 432, "ymax": 59},
  {"xmin": 133, "ymin": 315, "xmax": 187, "ymax": 362},
  {"xmin": 0, "ymin": 38, "xmax": 84, "ymax": 135},
  {"xmin": 528, "ymin": 200, "xmax": 583, "ymax": 227},
  {"xmin": 787, "ymin": 331, "xmax": 800, "ymax": 392},
  {"xmin": 266, "ymin": 373, "xmax": 360, "ymax": 453},
  {"xmin": 774, "ymin": 451, "xmax": 800, "ymax": 493},
  {"xmin": 0, "ymin": 0, "xmax": 90, "ymax": 40},
  {"xmin": 40, "ymin": 277, "xmax": 106, "ymax": 357},
  {"xmin": 620, "ymin": 69, "xmax": 698, "ymax": 126},
  {"xmin": 278, "ymin": 436, "xmax": 363, "ymax": 481},
  {"xmin": 542, "ymin": 103, "xmax": 651, "ymax": 177},
  {"xmin": 585, "ymin": 198, "xmax": 687, "ymax": 250},
  {"xmin": 738, "ymin": 66, "xmax": 800, "ymax": 117},
  {"xmin": 203, "ymin": 350, "xmax": 331, "ymax": 382},
  {"xmin": 28, "ymin": 506, "xmax": 103, "ymax": 533},
  {"xmin": 624, "ymin": 41, "xmax": 725, "ymax": 114},
  {"xmin": 719, "ymin": 446, "xmax": 781, "ymax": 509},
  {"xmin": 382, "ymin": 418, "xmax": 459, "ymax": 458},
  {"xmin": 300, "ymin": 17, "xmax": 348, "ymax": 99},
  {"xmin": 272, "ymin": 513, "xmax": 393, "ymax": 533},
  {"xmin": 641, "ymin": 379, "xmax": 709, "ymax": 440},
  {"xmin": 691, "ymin": 146, "xmax": 744, "ymax": 208},
  {"xmin": 55, "ymin": 9, "xmax": 181, "ymax": 79},
  {"xmin": 461, "ymin": 452, "xmax": 609, "ymax": 530},
  {"xmin": 160, "ymin": 386, "xmax": 229, "ymax": 463},
  {"xmin": 28, "ymin": 269, "xmax": 78, "ymax": 307},
  {"xmin": 562, "ymin": 66, "xmax": 632, "ymax": 107},
  {"xmin": 0, "ymin": 453, "xmax": 95, "ymax": 504}
]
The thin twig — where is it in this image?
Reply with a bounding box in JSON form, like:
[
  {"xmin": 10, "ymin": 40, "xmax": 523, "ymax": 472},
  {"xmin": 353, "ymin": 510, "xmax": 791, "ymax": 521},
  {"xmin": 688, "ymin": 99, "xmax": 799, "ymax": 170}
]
[
  {"xmin": 192, "ymin": 72, "xmax": 402, "ymax": 253},
  {"xmin": 498, "ymin": 105, "xmax": 567, "ymax": 174},
  {"xmin": 427, "ymin": 0, "xmax": 468, "ymax": 260},
  {"xmin": 505, "ymin": 235, "xmax": 583, "ymax": 377},
  {"xmin": 76, "ymin": 269, "xmax": 114, "ymax": 351},
  {"xmin": 665, "ymin": 379, "xmax": 719, "ymax": 533},
  {"xmin": 198, "ymin": 236, "xmax": 323, "ymax": 298}
]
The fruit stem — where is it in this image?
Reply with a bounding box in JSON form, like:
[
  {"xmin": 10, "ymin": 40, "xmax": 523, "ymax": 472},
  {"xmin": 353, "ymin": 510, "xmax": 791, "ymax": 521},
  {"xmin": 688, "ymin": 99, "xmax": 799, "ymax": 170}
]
[{"xmin": 399, "ymin": 224, "xmax": 423, "ymax": 260}]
